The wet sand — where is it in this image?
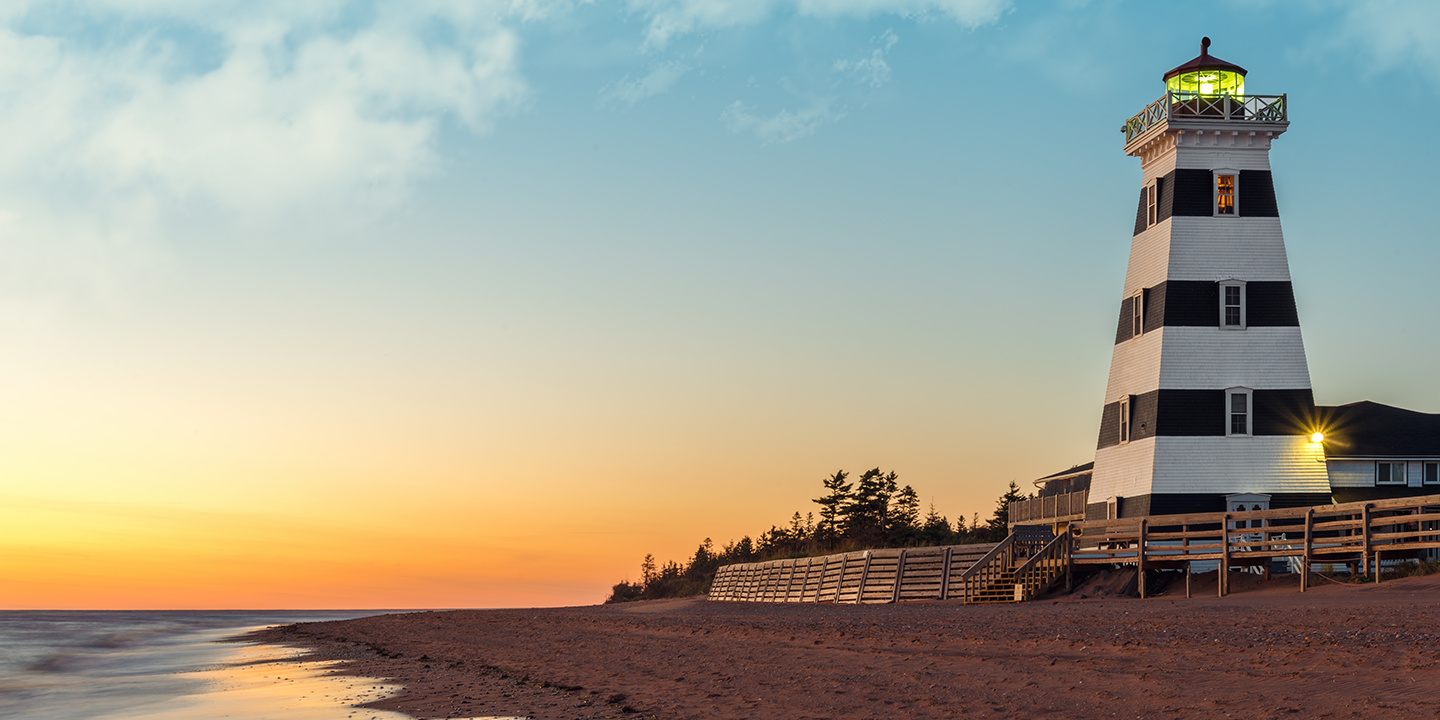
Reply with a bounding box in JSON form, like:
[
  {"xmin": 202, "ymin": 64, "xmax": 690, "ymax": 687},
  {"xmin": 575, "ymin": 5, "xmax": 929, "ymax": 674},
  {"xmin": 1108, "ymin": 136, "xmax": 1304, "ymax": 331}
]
[{"xmin": 250, "ymin": 572, "xmax": 1440, "ymax": 719}]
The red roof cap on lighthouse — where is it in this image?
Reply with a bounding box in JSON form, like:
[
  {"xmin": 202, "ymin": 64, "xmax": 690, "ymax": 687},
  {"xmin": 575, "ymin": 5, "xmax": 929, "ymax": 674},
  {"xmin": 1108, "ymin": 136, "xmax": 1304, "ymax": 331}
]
[
  {"xmin": 1162, "ymin": 37, "xmax": 1247, "ymax": 97},
  {"xmin": 1163, "ymin": 37, "xmax": 1247, "ymax": 82}
]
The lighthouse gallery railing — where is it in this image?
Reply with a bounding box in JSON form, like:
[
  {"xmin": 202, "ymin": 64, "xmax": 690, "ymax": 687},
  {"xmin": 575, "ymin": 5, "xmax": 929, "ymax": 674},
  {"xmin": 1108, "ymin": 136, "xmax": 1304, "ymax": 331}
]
[{"xmin": 1123, "ymin": 91, "xmax": 1287, "ymax": 143}]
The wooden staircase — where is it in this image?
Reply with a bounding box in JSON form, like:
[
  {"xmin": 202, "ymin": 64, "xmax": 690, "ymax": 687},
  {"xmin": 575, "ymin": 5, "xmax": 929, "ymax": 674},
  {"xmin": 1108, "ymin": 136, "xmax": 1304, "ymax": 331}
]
[{"xmin": 959, "ymin": 526, "xmax": 1072, "ymax": 605}]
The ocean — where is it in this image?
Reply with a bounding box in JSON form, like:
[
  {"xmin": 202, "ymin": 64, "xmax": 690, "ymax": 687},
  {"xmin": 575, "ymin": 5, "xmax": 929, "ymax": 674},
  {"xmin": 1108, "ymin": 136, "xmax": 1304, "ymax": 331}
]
[{"xmin": 0, "ymin": 610, "xmax": 419, "ymax": 719}]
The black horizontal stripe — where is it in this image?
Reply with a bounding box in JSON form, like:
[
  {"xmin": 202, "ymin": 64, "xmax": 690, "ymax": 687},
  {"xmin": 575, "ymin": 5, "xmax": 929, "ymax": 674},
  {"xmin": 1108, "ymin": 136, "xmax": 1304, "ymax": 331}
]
[
  {"xmin": 1133, "ymin": 169, "xmax": 1280, "ymax": 235},
  {"xmin": 1238, "ymin": 170, "xmax": 1279, "ymax": 217},
  {"xmin": 1084, "ymin": 492, "xmax": 1333, "ymax": 520},
  {"xmin": 1097, "ymin": 388, "xmax": 1316, "ymax": 450},
  {"xmin": 1115, "ymin": 281, "xmax": 1299, "ymax": 343}
]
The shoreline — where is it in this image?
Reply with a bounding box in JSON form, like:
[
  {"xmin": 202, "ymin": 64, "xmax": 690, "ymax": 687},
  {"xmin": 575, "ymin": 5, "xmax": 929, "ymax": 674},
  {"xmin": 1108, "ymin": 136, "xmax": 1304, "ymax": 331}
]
[{"xmin": 249, "ymin": 572, "xmax": 1440, "ymax": 720}]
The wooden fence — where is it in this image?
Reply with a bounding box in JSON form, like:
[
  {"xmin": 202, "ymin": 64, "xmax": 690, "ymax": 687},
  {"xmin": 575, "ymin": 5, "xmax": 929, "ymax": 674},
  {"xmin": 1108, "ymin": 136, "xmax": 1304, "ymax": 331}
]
[
  {"xmin": 708, "ymin": 532, "xmax": 1073, "ymax": 605},
  {"xmin": 1071, "ymin": 493, "xmax": 1440, "ymax": 596},
  {"xmin": 708, "ymin": 544, "xmax": 999, "ymax": 604}
]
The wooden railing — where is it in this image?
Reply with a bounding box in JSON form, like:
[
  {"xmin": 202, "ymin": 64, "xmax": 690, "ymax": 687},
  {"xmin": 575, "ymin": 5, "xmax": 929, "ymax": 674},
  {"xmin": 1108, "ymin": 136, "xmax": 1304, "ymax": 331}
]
[
  {"xmin": 1072, "ymin": 493, "xmax": 1440, "ymax": 595},
  {"xmin": 955, "ymin": 534, "xmax": 1018, "ymax": 603},
  {"xmin": 708, "ymin": 544, "xmax": 1000, "ymax": 604},
  {"xmin": 1008, "ymin": 490, "xmax": 1088, "ymax": 525},
  {"xmin": 1012, "ymin": 529, "xmax": 1072, "ymax": 601},
  {"xmin": 1123, "ymin": 91, "xmax": 1288, "ymax": 142}
]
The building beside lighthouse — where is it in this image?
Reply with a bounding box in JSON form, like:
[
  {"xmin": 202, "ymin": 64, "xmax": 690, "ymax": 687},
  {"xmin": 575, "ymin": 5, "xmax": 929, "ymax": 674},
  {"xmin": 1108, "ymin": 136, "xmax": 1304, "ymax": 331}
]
[{"xmin": 1015, "ymin": 39, "xmax": 1440, "ymax": 526}]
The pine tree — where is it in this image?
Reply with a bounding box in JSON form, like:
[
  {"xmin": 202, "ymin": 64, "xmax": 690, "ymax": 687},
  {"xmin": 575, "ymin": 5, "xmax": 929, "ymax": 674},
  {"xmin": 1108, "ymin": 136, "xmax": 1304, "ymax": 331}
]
[
  {"xmin": 641, "ymin": 553, "xmax": 657, "ymax": 584},
  {"xmin": 846, "ymin": 468, "xmax": 898, "ymax": 545},
  {"xmin": 812, "ymin": 470, "xmax": 852, "ymax": 546},
  {"xmin": 920, "ymin": 500, "xmax": 952, "ymax": 545},
  {"xmin": 888, "ymin": 484, "xmax": 921, "ymax": 544},
  {"xmin": 986, "ymin": 480, "xmax": 1029, "ymax": 539}
]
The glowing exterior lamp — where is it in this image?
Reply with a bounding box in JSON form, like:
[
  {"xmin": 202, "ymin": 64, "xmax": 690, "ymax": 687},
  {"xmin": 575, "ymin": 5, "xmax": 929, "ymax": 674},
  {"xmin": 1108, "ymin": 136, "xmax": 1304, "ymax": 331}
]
[
  {"xmin": 1310, "ymin": 432, "xmax": 1324, "ymax": 444},
  {"xmin": 1163, "ymin": 37, "xmax": 1247, "ymax": 98}
]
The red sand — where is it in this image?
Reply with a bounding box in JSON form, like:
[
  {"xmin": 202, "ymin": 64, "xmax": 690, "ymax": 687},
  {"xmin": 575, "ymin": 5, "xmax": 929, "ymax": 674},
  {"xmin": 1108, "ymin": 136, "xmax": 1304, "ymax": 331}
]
[{"xmin": 250, "ymin": 572, "xmax": 1440, "ymax": 719}]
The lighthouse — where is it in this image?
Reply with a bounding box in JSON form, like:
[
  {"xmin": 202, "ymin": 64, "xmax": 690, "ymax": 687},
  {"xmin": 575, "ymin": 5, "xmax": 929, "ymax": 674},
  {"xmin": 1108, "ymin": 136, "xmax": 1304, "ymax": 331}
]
[{"xmin": 1086, "ymin": 39, "xmax": 1330, "ymax": 520}]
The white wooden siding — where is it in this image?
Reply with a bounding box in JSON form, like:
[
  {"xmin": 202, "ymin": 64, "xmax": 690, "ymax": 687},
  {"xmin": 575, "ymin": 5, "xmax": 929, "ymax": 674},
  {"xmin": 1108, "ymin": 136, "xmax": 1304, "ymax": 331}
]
[
  {"xmin": 1103, "ymin": 328, "xmax": 1165, "ymax": 399},
  {"xmin": 1148, "ymin": 436, "xmax": 1331, "ymax": 495},
  {"xmin": 1141, "ymin": 145, "xmax": 1178, "ymax": 184},
  {"xmin": 1166, "ymin": 218, "xmax": 1292, "ymax": 282},
  {"xmin": 1102, "ymin": 327, "xmax": 1312, "ymax": 396},
  {"xmin": 1324, "ymin": 459, "xmax": 1373, "ymax": 488},
  {"xmin": 1091, "ymin": 437, "xmax": 1158, "ymax": 501},
  {"xmin": 1173, "ymin": 146, "xmax": 1273, "ymax": 171},
  {"xmin": 1157, "ymin": 326, "xmax": 1311, "ymax": 390},
  {"xmin": 1124, "ymin": 221, "xmax": 1172, "ymax": 294}
]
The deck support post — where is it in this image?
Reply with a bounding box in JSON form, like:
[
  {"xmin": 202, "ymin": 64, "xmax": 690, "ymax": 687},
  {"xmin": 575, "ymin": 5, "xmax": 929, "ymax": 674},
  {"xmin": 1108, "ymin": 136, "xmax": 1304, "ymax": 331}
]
[
  {"xmin": 1065, "ymin": 532, "xmax": 1074, "ymax": 593},
  {"xmin": 1302, "ymin": 508, "xmax": 1314, "ymax": 593},
  {"xmin": 1362, "ymin": 504, "xmax": 1372, "ymax": 576},
  {"xmin": 1137, "ymin": 518, "xmax": 1148, "ymax": 599},
  {"xmin": 1220, "ymin": 514, "xmax": 1231, "ymax": 598},
  {"xmin": 1262, "ymin": 518, "xmax": 1271, "ymax": 581}
]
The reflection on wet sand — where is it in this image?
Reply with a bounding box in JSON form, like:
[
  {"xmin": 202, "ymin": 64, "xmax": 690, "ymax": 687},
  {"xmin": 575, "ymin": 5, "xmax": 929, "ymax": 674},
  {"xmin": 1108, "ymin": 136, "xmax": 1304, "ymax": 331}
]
[{"xmin": 98, "ymin": 641, "xmax": 411, "ymax": 720}]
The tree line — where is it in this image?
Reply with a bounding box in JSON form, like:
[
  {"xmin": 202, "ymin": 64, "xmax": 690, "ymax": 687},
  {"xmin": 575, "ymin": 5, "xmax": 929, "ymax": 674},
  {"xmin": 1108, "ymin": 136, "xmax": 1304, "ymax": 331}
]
[{"xmin": 606, "ymin": 470, "xmax": 1029, "ymax": 603}]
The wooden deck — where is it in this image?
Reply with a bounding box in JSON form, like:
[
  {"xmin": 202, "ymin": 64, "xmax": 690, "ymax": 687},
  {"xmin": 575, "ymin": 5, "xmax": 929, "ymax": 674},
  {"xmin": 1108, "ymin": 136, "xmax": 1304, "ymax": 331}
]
[{"xmin": 1069, "ymin": 493, "xmax": 1440, "ymax": 596}]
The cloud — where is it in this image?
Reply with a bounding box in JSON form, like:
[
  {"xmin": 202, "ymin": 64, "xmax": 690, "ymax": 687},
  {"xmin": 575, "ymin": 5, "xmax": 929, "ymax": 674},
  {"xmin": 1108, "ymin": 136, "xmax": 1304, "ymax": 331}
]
[
  {"xmin": 0, "ymin": 1, "xmax": 531, "ymax": 303},
  {"xmin": 601, "ymin": 61, "xmax": 692, "ymax": 106},
  {"xmin": 629, "ymin": 0, "xmax": 1008, "ymax": 50},
  {"xmin": 834, "ymin": 28, "xmax": 899, "ymax": 87},
  {"xmin": 1331, "ymin": 0, "xmax": 1440, "ymax": 83},
  {"xmin": 720, "ymin": 97, "xmax": 844, "ymax": 144}
]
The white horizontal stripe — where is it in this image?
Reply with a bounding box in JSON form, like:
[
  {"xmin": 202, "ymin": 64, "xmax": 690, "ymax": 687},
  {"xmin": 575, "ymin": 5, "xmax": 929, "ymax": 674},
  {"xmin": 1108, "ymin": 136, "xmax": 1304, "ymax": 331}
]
[
  {"xmin": 1166, "ymin": 217, "xmax": 1292, "ymax": 281},
  {"xmin": 1148, "ymin": 436, "xmax": 1332, "ymax": 495},
  {"xmin": 1174, "ymin": 146, "xmax": 1273, "ymax": 171},
  {"xmin": 1156, "ymin": 326, "xmax": 1312, "ymax": 390},
  {"xmin": 1093, "ymin": 435, "xmax": 1332, "ymax": 500},
  {"xmin": 1091, "ymin": 437, "xmax": 1157, "ymax": 501},
  {"xmin": 1124, "ymin": 221, "xmax": 1172, "ymax": 295},
  {"xmin": 1104, "ymin": 326, "xmax": 1312, "ymax": 396}
]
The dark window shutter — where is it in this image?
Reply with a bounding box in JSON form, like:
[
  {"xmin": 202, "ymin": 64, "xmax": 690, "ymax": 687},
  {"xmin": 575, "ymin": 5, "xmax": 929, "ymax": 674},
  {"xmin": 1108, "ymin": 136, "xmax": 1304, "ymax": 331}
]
[{"xmin": 1134, "ymin": 187, "xmax": 1148, "ymax": 236}]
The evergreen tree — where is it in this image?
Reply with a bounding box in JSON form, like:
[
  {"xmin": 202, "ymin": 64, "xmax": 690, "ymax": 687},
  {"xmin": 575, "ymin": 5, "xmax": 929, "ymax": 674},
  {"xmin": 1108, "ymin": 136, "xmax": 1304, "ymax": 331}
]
[
  {"xmin": 891, "ymin": 485, "xmax": 920, "ymax": 528},
  {"xmin": 919, "ymin": 500, "xmax": 953, "ymax": 545},
  {"xmin": 986, "ymin": 480, "xmax": 1029, "ymax": 539},
  {"xmin": 788, "ymin": 511, "xmax": 806, "ymax": 540},
  {"xmin": 812, "ymin": 470, "xmax": 852, "ymax": 546},
  {"xmin": 641, "ymin": 553, "xmax": 657, "ymax": 584},
  {"xmin": 845, "ymin": 468, "xmax": 898, "ymax": 545}
]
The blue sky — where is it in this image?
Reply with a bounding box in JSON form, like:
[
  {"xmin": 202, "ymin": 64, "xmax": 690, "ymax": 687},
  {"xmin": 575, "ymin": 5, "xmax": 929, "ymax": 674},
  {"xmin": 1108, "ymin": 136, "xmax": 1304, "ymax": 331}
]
[{"xmin": 3, "ymin": 0, "xmax": 1440, "ymax": 607}]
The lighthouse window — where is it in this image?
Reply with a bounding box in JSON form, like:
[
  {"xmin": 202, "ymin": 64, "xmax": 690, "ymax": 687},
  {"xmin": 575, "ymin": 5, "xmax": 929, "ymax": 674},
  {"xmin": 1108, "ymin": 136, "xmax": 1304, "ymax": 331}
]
[
  {"xmin": 1131, "ymin": 289, "xmax": 1145, "ymax": 337},
  {"xmin": 1219, "ymin": 281, "xmax": 1246, "ymax": 329},
  {"xmin": 1377, "ymin": 462, "xmax": 1408, "ymax": 485},
  {"xmin": 1119, "ymin": 395, "xmax": 1132, "ymax": 444},
  {"xmin": 1216, "ymin": 174, "xmax": 1236, "ymax": 215},
  {"xmin": 1146, "ymin": 182, "xmax": 1158, "ymax": 226},
  {"xmin": 1226, "ymin": 388, "xmax": 1252, "ymax": 437}
]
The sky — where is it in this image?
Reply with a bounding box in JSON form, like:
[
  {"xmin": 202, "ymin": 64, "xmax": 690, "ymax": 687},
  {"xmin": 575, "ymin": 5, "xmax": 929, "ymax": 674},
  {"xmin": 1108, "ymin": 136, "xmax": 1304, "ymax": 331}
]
[{"xmin": 3, "ymin": 0, "xmax": 1439, "ymax": 610}]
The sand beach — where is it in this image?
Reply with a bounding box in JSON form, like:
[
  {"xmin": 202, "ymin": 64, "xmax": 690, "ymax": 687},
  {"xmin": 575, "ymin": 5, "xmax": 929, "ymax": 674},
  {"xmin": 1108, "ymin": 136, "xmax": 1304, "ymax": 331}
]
[{"xmin": 249, "ymin": 572, "xmax": 1440, "ymax": 720}]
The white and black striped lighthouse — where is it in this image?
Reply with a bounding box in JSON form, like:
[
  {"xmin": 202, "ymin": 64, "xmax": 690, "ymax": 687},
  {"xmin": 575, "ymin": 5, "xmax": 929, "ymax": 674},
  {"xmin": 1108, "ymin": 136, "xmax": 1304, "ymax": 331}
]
[{"xmin": 1087, "ymin": 39, "xmax": 1330, "ymax": 520}]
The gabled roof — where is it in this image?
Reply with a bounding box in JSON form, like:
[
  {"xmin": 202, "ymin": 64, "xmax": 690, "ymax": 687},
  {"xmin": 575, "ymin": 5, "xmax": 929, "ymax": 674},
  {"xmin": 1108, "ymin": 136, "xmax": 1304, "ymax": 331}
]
[
  {"xmin": 1162, "ymin": 37, "xmax": 1247, "ymax": 82},
  {"xmin": 1317, "ymin": 401, "xmax": 1440, "ymax": 458}
]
